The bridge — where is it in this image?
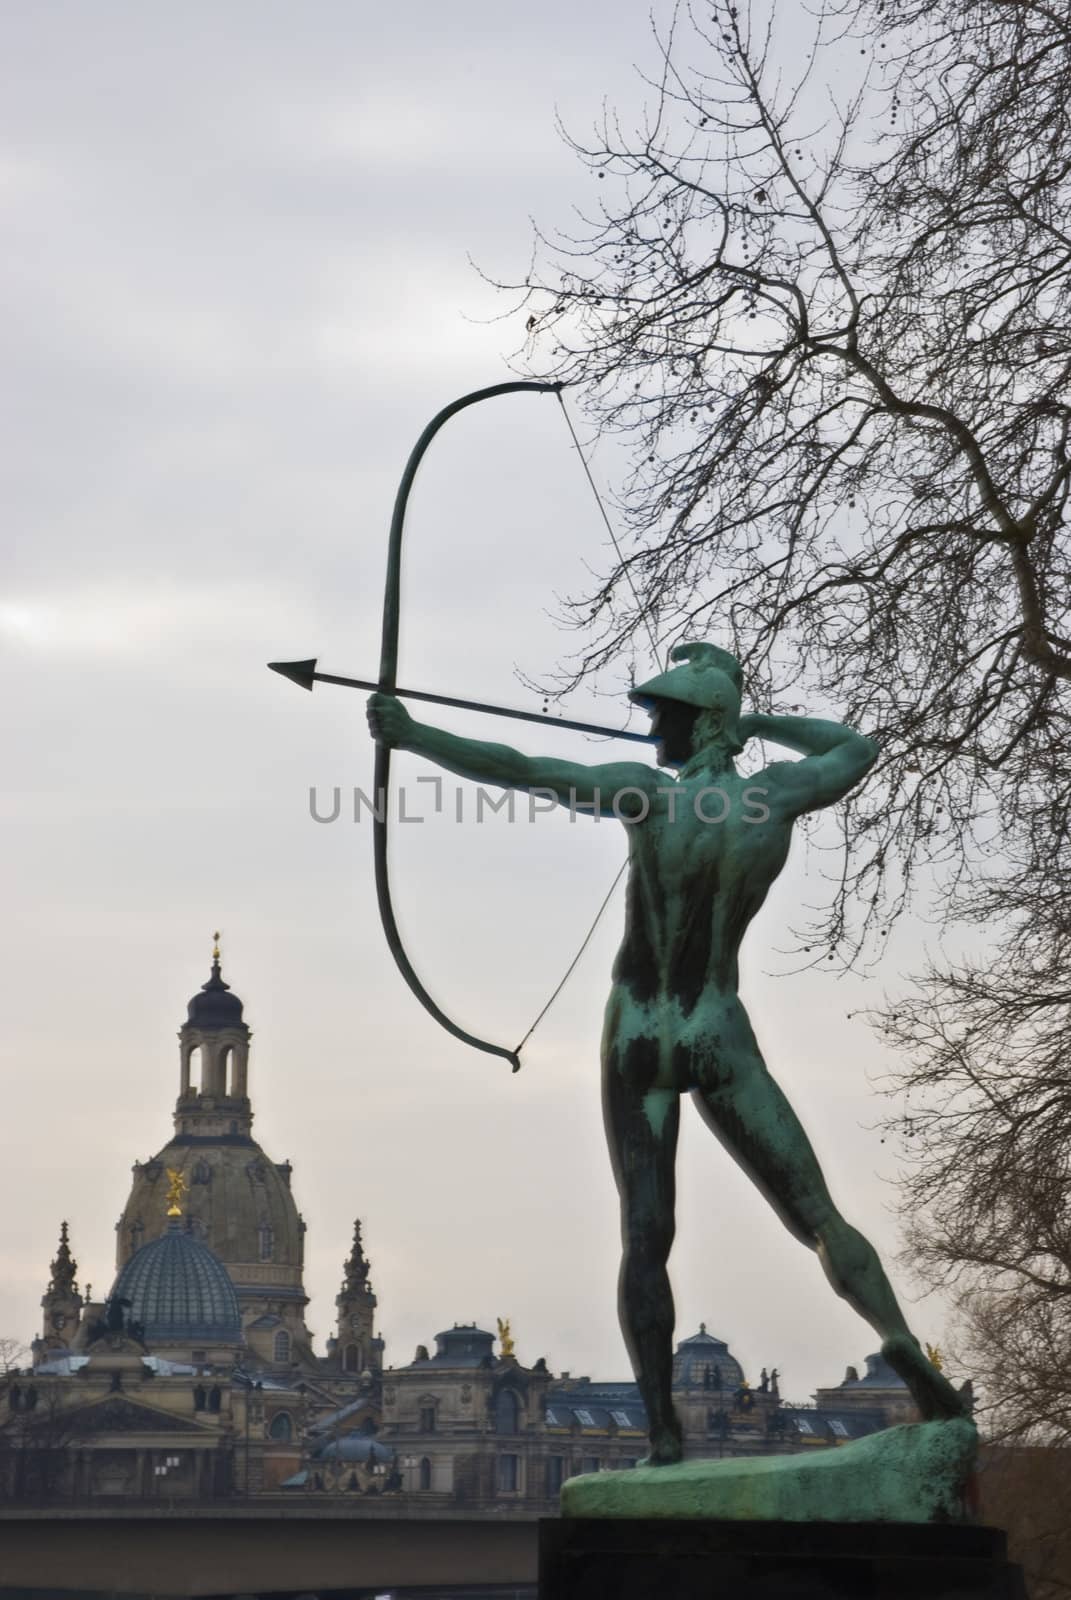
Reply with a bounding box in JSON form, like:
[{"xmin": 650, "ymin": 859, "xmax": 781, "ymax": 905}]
[{"xmin": 0, "ymin": 1503, "xmax": 540, "ymax": 1597}]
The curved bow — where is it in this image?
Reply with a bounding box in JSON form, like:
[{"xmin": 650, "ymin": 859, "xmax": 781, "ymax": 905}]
[{"xmin": 374, "ymin": 379, "xmax": 563, "ymax": 1072}]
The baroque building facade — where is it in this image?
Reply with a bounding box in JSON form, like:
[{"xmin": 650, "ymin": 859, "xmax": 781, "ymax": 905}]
[{"xmin": 1, "ymin": 947, "xmax": 915, "ymax": 1508}]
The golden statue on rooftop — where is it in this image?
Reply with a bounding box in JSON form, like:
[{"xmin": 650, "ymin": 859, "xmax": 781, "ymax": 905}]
[
  {"xmin": 165, "ymin": 1167, "xmax": 188, "ymax": 1218},
  {"xmin": 497, "ymin": 1317, "xmax": 515, "ymax": 1358}
]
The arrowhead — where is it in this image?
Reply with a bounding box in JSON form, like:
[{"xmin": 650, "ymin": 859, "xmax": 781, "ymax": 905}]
[{"xmin": 268, "ymin": 658, "xmax": 318, "ymax": 692}]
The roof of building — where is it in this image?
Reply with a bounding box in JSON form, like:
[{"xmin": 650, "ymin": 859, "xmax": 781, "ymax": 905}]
[
  {"xmin": 34, "ymin": 1353, "xmax": 91, "ymax": 1376},
  {"xmin": 311, "ymin": 1435, "xmax": 395, "ymax": 1464},
  {"xmin": 834, "ymin": 1352, "xmax": 909, "ymax": 1390},
  {"xmin": 110, "ymin": 1221, "xmax": 242, "ymax": 1345},
  {"xmin": 781, "ymin": 1406, "xmax": 890, "ymax": 1443},
  {"xmin": 309, "ymin": 1397, "xmax": 376, "ymax": 1434},
  {"xmin": 545, "ymin": 1398, "xmax": 648, "ymax": 1433},
  {"xmin": 403, "ymin": 1324, "xmax": 497, "ymax": 1369}
]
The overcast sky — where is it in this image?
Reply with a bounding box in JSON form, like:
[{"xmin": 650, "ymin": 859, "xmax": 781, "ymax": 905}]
[{"xmin": 0, "ymin": 1, "xmax": 949, "ymax": 1402}]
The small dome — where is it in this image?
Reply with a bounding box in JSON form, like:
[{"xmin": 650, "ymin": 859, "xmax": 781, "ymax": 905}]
[
  {"xmin": 426, "ymin": 1325, "xmax": 496, "ymax": 1366},
  {"xmin": 186, "ymin": 957, "xmax": 245, "ymax": 1030},
  {"xmin": 673, "ymin": 1324, "xmax": 744, "ymax": 1391},
  {"xmin": 840, "ymin": 1352, "xmax": 908, "ymax": 1390},
  {"xmin": 111, "ymin": 1223, "xmax": 242, "ymax": 1345}
]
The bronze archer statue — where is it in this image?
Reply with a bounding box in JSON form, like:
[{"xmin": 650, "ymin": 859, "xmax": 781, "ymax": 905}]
[{"xmin": 368, "ymin": 641, "xmax": 965, "ymax": 1463}]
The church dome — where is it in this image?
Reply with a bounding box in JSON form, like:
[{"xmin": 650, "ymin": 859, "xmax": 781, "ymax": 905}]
[
  {"xmin": 117, "ymin": 1145, "xmax": 306, "ymax": 1303},
  {"xmin": 116, "ymin": 943, "xmax": 313, "ymax": 1367},
  {"xmin": 111, "ymin": 1223, "xmax": 241, "ymax": 1345},
  {"xmin": 186, "ymin": 957, "xmax": 245, "ymax": 1029}
]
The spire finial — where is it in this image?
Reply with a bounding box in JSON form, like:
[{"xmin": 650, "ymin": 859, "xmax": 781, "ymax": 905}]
[
  {"xmin": 48, "ymin": 1220, "xmax": 79, "ymax": 1296},
  {"xmin": 342, "ymin": 1217, "xmax": 370, "ymax": 1291},
  {"xmin": 212, "ymin": 929, "xmax": 221, "ymax": 963}
]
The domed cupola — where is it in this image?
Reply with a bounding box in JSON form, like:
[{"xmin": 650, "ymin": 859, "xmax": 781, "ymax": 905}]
[
  {"xmin": 176, "ymin": 934, "xmax": 252, "ymax": 1137},
  {"xmin": 111, "ymin": 1225, "xmax": 241, "ymax": 1350},
  {"xmin": 110, "ymin": 1178, "xmax": 242, "ymax": 1354},
  {"xmin": 425, "ymin": 1325, "xmax": 496, "ymax": 1366},
  {"xmin": 672, "ymin": 1324, "xmax": 745, "ymax": 1392},
  {"xmin": 186, "ymin": 954, "xmax": 245, "ymax": 1030}
]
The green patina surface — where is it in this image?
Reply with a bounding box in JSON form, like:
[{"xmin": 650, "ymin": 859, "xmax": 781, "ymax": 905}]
[
  {"xmin": 369, "ymin": 638, "xmax": 970, "ymax": 1469},
  {"xmin": 560, "ymin": 1419, "xmax": 978, "ymax": 1524}
]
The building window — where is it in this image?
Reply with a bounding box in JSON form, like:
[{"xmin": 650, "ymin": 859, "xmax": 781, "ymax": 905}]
[
  {"xmin": 574, "ymin": 1407, "xmax": 595, "ymax": 1427},
  {"xmin": 829, "ymin": 1419, "xmax": 849, "ymax": 1439},
  {"xmin": 269, "ymin": 1411, "xmax": 293, "ymax": 1442},
  {"xmin": 583, "ymin": 1456, "xmax": 601, "ymax": 1475},
  {"xmin": 419, "ymin": 1456, "xmax": 432, "ymax": 1491},
  {"xmin": 546, "ymin": 1456, "xmax": 565, "ymax": 1494},
  {"xmin": 497, "ymin": 1453, "xmax": 519, "ymax": 1492},
  {"xmin": 208, "ymin": 1387, "xmax": 222, "ymax": 1413},
  {"xmin": 273, "ymin": 1330, "xmax": 291, "ymax": 1364},
  {"xmin": 420, "ymin": 1405, "xmax": 436, "ymax": 1433},
  {"xmin": 193, "ymin": 1385, "xmax": 206, "ymax": 1411},
  {"xmin": 494, "ymin": 1388, "xmax": 520, "ymax": 1434},
  {"xmin": 258, "ymin": 1225, "xmax": 274, "ymax": 1261},
  {"xmin": 610, "ymin": 1408, "xmax": 631, "ymax": 1428},
  {"xmin": 343, "ymin": 1343, "xmax": 360, "ymax": 1373}
]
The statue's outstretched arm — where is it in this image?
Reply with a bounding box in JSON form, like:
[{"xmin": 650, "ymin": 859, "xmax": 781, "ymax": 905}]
[
  {"xmin": 368, "ymin": 692, "xmax": 656, "ymax": 812},
  {"xmin": 743, "ymin": 711, "xmax": 878, "ymax": 817}
]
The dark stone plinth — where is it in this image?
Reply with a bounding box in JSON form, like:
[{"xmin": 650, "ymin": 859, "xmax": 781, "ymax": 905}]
[{"xmin": 539, "ymin": 1517, "xmax": 1027, "ymax": 1599}]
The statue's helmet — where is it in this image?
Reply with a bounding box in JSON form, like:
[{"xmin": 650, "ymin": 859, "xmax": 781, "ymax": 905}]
[{"xmin": 630, "ymin": 642, "xmax": 744, "ymax": 752}]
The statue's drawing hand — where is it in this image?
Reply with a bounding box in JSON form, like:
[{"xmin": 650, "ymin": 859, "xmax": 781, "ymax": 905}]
[{"xmin": 367, "ymin": 692, "xmax": 413, "ymax": 749}]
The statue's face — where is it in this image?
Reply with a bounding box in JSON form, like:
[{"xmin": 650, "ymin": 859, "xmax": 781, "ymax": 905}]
[{"xmin": 648, "ymin": 698, "xmax": 698, "ymax": 768}]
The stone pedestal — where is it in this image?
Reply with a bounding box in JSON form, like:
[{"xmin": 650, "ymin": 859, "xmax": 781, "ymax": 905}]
[{"xmin": 538, "ymin": 1517, "xmax": 1027, "ymax": 1599}]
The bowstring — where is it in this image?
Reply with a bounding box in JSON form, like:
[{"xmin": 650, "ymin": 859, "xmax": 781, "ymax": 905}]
[
  {"xmin": 513, "ymin": 858, "xmax": 627, "ymax": 1058},
  {"xmin": 555, "ymin": 388, "xmax": 664, "ymax": 671},
  {"xmin": 511, "ymin": 390, "xmax": 656, "ymax": 1057}
]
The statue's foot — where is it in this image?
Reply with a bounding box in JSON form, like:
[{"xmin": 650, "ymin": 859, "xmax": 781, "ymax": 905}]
[
  {"xmin": 639, "ymin": 1424, "xmax": 683, "ymax": 1467},
  {"xmin": 882, "ymin": 1334, "xmax": 971, "ymax": 1422}
]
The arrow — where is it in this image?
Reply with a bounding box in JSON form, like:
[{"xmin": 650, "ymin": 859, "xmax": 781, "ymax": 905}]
[{"xmin": 268, "ymin": 659, "xmax": 655, "ymax": 745}]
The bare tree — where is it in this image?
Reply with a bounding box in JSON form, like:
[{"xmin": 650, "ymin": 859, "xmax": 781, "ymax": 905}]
[
  {"xmin": 0, "ymin": 1377, "xmax": 91, "ymax": 1503},
  {"xmin": 505, "ymin": 0, "xmax": 1071, "ymax": 1438},
  {"xmin": 509, "ymin": 0, "xmax": 1069, "ymax": 953},
  {"xmin": 879, "ymin": 863, "xmax": 1071, "ymax": 1445},
  {"xmin": 979, "ymin": 1445, "xmax": 1071, "ymax": 1599},
  {"xmin": 0, "ymin": 1338, "xmax": 27, "ymax": 1374}
]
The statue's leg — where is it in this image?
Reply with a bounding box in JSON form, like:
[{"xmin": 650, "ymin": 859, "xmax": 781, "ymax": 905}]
[
  {"xmin": 602, "ymin": 1024, "xmax": 683, "ymax": 1465},
  {"xmin": 690, "ymin": 1009, "xmax": 966, "ymax": 1421}
]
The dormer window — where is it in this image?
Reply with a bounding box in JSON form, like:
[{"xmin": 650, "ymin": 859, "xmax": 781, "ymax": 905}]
[{"xmin": 258, "ymin": 1226, "xmax": 274, "ymax": 1262}]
